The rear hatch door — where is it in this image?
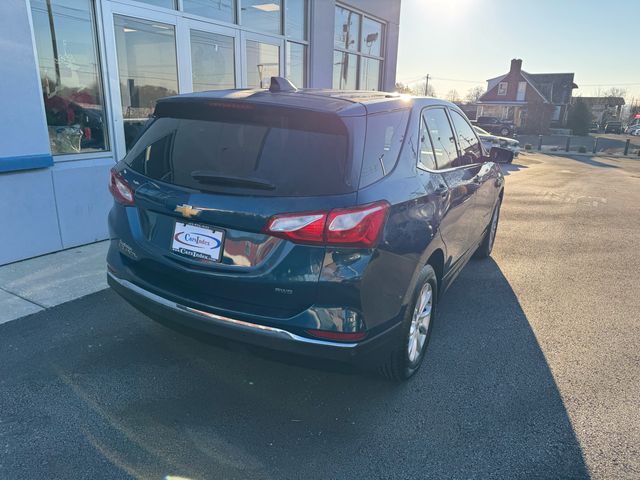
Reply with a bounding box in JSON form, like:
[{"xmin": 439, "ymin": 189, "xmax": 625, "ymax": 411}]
[{"xmin": 119, "ymin": 98, "xmax": 363, "ymax": 318}]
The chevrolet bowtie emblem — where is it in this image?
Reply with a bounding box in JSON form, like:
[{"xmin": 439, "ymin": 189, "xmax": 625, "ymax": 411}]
[{"xmin": 175, "ymin": 204, "xmax": 205, "ymax": 218}]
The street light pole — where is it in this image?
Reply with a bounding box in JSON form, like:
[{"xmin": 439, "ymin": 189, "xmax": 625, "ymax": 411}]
[{"xmin": 424, "ymin": 74, "xmax": 430, "ymax": 96}]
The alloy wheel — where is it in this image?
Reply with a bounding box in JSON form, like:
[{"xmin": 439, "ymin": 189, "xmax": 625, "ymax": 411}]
[
  {"xmin": 488, "ymin": 205, "xmax": 499, "ymax": 251},
  {"xmin": 407, "ymin": 282, "xmax": 433, "ymax": 363}
]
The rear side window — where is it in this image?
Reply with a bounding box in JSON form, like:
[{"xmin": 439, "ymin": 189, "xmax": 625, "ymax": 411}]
[
  {"xmin": 449, "ymin": 110, "xmax": 483, "ymax": 166},
  {"xmin": 125, "ymin": 107, "xmax": 352, "ymax": 197},
  {"xmin": 418, "ymin": 115, "xmax": 437, "ymax": 170},
  {"xmin": 423, "ymin": 108, "xmax": 458, "ymax": 170},
  {"xmin": 359, "ymin": 110, "xmax": 410, "ymax": 187}
]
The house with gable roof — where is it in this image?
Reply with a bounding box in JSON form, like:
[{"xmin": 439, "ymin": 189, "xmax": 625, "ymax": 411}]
[{"xmin": 477, "ymin": 59, "xmax": 578, "ymax": 133}]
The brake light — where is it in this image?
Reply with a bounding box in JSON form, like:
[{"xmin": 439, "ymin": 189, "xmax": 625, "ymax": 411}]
[
  {"xmin": 109, "ymin": 169, "xmax": 134, "ymax": 205},
  {"xmin": 263, "ymin": 201, "xmax": 389, "ymax": 248}
]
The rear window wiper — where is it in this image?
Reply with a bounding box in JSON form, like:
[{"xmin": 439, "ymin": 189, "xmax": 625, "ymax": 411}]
[{"xmin": 190, "ymin": 171, "xmax": 276, "ymax": 190}]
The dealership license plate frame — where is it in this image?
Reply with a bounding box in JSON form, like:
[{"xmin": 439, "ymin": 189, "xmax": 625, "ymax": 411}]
[{"xmin": 171, "ymin": 221, "xmax": 225, "ymax": 263}]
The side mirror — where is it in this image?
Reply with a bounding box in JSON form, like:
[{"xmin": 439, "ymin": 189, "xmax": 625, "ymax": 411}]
[{"xmin": 488, "ymin": 147, "xmax": 514, "ymax": 164}]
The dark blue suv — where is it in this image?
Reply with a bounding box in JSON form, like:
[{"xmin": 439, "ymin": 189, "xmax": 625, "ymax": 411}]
[{"xmin": 107, "ymin": 78, "xmax": 505, "ymax": 380}]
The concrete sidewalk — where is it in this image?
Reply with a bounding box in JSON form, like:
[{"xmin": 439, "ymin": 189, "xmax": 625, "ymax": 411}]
[{"xmin": 0, "ymin": 240, "xmax": 109, "ymax": 325}]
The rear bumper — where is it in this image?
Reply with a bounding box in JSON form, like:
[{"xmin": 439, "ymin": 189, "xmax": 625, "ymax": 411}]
[{"xmin": 108, "ymin": 272, "xmax": 399, "ymax": 364}]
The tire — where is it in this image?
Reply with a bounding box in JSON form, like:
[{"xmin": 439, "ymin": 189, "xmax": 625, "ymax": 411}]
[
  {"xmin": 379, "ymin": 265, "xmax": 438, "ymax": 381},
  {"xmin": 500, "ymin": 127, "xmax": 510, "ymax": 136},
  {"xmin": 474, "ymin": 199, "xmax": 501, "ymax": 259}
]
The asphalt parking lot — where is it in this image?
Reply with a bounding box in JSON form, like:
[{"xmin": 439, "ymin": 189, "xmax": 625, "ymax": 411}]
[{"xmin": 1, "ymin": 153, "xmax": 639, "ymax": 479}]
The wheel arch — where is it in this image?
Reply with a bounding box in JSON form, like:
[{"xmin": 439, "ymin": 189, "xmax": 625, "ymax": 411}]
[{"xmin": 426, "ymin": 248, "xmax": 445, "ymax": 298}]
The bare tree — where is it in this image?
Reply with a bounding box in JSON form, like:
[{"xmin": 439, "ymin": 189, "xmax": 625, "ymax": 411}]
[
  {"xmin": 601, "ymin": 87, "xmax": 628, "ymax": 100},
  {"xmin": 395, "ymin": 82, "xmax": 413, "ymax": 94},
  {"xmin": 407, "ymin": 80, "xmax": 436, "ymax": 97},
  {"xmin": 464, "ymin": 86, "xmax": 485, "ymax": 103},
  {"xmin": 446, "ymin": 89, "xmax": 460, "ymax": 102}
]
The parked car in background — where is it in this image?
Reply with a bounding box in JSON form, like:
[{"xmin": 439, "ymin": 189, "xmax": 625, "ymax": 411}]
[
  {"xmin": 472, "ymin": 116, "xmax": 515, "ymax": 137},
  {"xmin": 589, "ymin": 122, "xmax": 599, "ymax": 133},
  {"xmin": 107, "ymin": 78, "xmax": 505, "ymax": 381},
  {"xmin": 624, "ymin": 123, "xmax": 640, "ymax": 135},
  {"xmin": 604, "ymin": 121, "xmax": 623, "ymax": 134},
  {"xmin": 474, "ymin": 126, "xmax": 520, "ymax": 162}
]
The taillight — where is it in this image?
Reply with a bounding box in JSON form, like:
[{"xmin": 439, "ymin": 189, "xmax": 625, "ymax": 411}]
[
  {"xmin": 264, "ymin": 211, "xmax": 326, "ymax": 244},
  {"xmin": 109, "ymin": 169, "xmax": 134, "ymax": 205},
  {"xmin": 263, "ymin": 201, "xmax": 389, "ymax": 248},
  {"xmin": 326, "ymin": 202, "xmax": 388, "ymax": 247}
]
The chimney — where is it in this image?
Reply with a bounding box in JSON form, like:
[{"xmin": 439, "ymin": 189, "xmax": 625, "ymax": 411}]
[{"xmin": 510, "ymin": 58, "xmax": 523, "ymax": 74}]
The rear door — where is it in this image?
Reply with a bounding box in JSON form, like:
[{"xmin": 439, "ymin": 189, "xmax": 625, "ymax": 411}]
[
  {"xmin": 447, "ymin": 108, "xmax": 494, "ymax": 243},
  {"xmin": 120, "ymin": 101, "xmax": 362, "ymax": 316},
  {"xmin": 421, "ymin": 107, "xmax": 478, "ymax": 269}
]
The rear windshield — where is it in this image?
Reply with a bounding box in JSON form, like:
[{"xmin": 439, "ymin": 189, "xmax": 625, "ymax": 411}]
[{"xmin": 124, "ymin": 103, "xmax": 352, "ymax": 196}]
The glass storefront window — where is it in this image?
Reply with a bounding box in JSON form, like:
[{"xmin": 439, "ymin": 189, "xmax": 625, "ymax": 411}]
[
  {"xmin": 241, "ymin": 0, "xmax": 281, "ymax": 35},
  {"xmin": 361, "ymin": 17, "xmax": 383, "ymax": 57},
  {"xmin": 333, "ymin": 51, "xmax": 357, "ymax": 90},
  {"xmin": 183, "ymin": 0, "xmax": 235, "ymax": 24},
  {"xmin": 286, "ymin": 42, "xmax": 305, "ymax": 88},
  {"xmin": 286, "ymin": 0, "xmax": 306, "ymax": 40},
  {"xmin": 334, "ymin": 6, "xmax": 360, "ymax": 51},
  {"xmin": 134, "ymin": 0, "xmax": 177, "ymax": 9},
  {"xmin": 190, "ymin": 30, "xmax": 236, "ymax": 91},
  {"xmin": 30, "ymin": 0, "xmax": 108, "ymax": 155},
  {"xmin": 114, "ymin": 16, "xmax": 179, "ymax": 151},
  {"xmin": 334, "ymin": 6, "xmax": 385, "ymax": 90},
  {"xmin": 246, "ymin": 40, "xmax": 279, "ymax": 88},
  {"xmin": 359, "ymin": 58, "xmax": 381, "ymax": 91}
]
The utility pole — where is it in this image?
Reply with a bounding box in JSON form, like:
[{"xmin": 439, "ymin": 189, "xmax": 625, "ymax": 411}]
[{"xmin": 424, "ymin": 74, "xmax": 430, "ymax": 96}]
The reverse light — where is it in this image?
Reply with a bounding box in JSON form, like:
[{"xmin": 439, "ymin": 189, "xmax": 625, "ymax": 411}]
[
  {"xmin": 326, "ymin": 203, "xmax": 388, "ymax": 247},
  {"xmin": 264, "ymin": 201, "xmax": 389, "ymax": 248},
  {"xmin": 109, "ymin": 169, "xmax": 134, "ymax": 205},
  {"xmin": 266, "ymin": 212, "xmax": 326, "ymax": 244}
]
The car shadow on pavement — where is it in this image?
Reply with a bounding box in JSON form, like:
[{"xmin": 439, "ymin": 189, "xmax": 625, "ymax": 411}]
[
  {"xmin": 500, "ymin": 162, "xmax": 528, "ymax": 176},
  {"xmin": 0, "ymin": 259, "xmax": 589, "ymax": 480}
]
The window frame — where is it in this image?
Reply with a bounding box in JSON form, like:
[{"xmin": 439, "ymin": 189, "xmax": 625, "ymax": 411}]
[
  {"xmin": 417, "ymin": 112, "xmax": 438, "ymax": 172},
  {"xmin": 447, "ymin": 108, "xmax": 484, "ymax": 167},
  {"xmin": 29, "ymin": 0, "xmax": 115, "ymax": 160},
  {"xmin": 333, "ymin": 3, "xmax": 386, "ymax": 90},
  {"xmin": 497, "ymin": 82, "xmax": 508, "ymax": 96},
  {"xmin": 105, "ymin": 0, "xmax": 310, "ymax": 88},
  {"xmin": 418, "ymin": 106, "xmax": 461, "ymax": 172},
  {"xmin": 418, "ymin": 105, "xmax": 485, "ymax": 172}
]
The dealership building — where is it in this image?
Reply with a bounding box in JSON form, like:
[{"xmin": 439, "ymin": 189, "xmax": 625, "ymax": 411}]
[{"xmin": 0, "ymin": 0, "xmax": 401, "ymax": 265}]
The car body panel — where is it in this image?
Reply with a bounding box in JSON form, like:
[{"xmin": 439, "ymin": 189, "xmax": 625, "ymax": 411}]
[{"xmin": 107, "ymin": 89, "xmax": 504, "ymax": 362}]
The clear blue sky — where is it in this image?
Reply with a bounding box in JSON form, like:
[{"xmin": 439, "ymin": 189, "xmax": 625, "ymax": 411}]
[{"xmin": 397, "ymin": 0, "xmax": 640, "ymax": 102}]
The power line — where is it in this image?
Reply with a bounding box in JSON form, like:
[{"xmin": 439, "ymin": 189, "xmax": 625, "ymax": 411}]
[
  {"xmin": 400, "ymin": 74, "xmax": 640, "ymax": 88},
  {"xmin": 398, "ymin": 74, "xmax": 484, "ymax": 85},
  {"xmin": 580, "ymin": 82, "xmax": 640, "ymax": 87}
]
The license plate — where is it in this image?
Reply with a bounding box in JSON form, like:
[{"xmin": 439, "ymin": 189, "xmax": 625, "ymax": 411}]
[{"xmin": 171, "ymin": 221, "xmax": 224, "ymax": 262}]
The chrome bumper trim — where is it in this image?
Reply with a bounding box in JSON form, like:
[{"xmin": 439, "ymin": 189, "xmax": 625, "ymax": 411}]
[{"xmin": 108, "ymin": 272, "xmax": 358, "ymax": 348}]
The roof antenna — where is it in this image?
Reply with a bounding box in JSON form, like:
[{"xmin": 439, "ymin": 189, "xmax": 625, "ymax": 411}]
[{"xmin": 269, "ymin": 76, "xmax": 298, "ymax": 93}]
